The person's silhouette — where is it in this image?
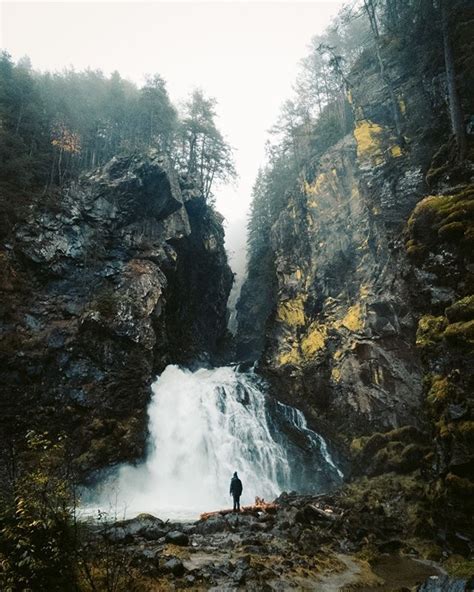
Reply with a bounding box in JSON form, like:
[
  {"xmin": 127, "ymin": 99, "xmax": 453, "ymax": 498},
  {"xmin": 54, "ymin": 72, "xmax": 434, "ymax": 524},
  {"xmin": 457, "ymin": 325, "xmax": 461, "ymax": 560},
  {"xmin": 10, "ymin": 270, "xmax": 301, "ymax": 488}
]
[{"xmin": 229, "ymin": 471, "xmax": 243, "ymax": 512}]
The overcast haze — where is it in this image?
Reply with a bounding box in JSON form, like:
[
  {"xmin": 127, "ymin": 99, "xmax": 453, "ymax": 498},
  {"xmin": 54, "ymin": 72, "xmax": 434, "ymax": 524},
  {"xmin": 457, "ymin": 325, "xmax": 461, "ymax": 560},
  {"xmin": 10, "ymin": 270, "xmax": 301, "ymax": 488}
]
[{"xmin": 1, "ymin": 0, "xmax": 343, "ymax": 280}]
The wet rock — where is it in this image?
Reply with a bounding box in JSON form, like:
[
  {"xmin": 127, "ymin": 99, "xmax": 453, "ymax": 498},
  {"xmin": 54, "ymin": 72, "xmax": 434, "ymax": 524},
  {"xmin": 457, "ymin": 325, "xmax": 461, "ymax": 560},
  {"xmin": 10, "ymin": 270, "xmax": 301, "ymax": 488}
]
[
  {"xmin": 447, "ymin": 404, "xmax": 468, "ymax": 421},
  {"xmin": 232, "ymin": 557, "xmax": 251, "ymax": 584},
  {"xmin": 195, "ymin": 515, "xmax": 229, "ymax": 535},
  {"xmin": 163, "ymin": 557, "xmax": 185, "ymax": 577},
  {"xmin": 84, "ymin": 258, "xmax": 167, "ymax": 350},
  {"xmin": 241, "ymin": 536, "xmax": 263, "ymax": 547},
  {"xmin": 165, "ymin": 530, "xmax": 189, "ymax": 546},
  {"xmin": 182, "ymin": 524, "xmax": 197, "ymax": 535},
  {"xmin": 289, "ymin": 525, "xmax": 302, "ymax": 541},
  {"xmin": 417, "ymin": 575, "xmax": 468, "ymax": 592},
  {"xmin": 378, "ymin": 539, "xmax": 403, "ymax": 553},
  {"xmin": 107, "ymin": 513, "xmax": 167, "ymax": 541},
  {"xmin": 299, "ymin": 529, "xmax": 321, "ymax": 554}
]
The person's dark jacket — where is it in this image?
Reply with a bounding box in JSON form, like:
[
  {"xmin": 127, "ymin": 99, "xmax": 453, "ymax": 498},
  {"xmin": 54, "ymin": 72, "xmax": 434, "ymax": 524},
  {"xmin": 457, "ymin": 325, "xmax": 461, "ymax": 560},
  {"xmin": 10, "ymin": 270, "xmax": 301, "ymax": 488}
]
[{"xmin": 230, "ymin": 476, "xmax": 243, "ymax": 497}]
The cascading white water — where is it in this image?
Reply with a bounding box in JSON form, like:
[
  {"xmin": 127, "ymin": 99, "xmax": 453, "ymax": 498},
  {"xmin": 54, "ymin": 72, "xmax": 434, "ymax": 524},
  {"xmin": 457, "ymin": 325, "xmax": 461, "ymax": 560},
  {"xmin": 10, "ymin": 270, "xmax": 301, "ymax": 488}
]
[
  {"xmin": 276, "ymin": 402, "xmax": 344, "ymax": 479},
  {"xmin": 86, "ymin": 364, "xmax": 342, "ymax": 520}
]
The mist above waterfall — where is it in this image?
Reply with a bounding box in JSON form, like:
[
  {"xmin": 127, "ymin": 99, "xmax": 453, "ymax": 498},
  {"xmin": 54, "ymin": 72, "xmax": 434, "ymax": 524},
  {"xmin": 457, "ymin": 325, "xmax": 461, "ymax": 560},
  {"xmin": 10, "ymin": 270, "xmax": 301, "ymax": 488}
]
[{"xmin": 86, "ymin": 365, "xmax": 342, "ymax": 520}]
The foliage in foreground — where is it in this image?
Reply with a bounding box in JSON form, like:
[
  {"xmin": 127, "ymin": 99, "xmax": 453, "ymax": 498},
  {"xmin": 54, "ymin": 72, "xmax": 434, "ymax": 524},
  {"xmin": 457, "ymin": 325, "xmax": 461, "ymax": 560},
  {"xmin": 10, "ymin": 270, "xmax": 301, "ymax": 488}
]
[
  {"xmin": 0, "ymin": 432, "xmax": 76, "ymax": 590},
  {"xmin": 0, "ymin": 432, "xmax": 143, "ymax": 592}
]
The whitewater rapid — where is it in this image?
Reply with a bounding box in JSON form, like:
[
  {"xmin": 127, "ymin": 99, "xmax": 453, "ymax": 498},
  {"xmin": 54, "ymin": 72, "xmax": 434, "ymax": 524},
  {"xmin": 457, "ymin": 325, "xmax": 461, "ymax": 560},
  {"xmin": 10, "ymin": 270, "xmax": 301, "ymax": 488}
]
[{"xmin": 85, "ymin": 365, "xmax": 342, "ymax": 520}]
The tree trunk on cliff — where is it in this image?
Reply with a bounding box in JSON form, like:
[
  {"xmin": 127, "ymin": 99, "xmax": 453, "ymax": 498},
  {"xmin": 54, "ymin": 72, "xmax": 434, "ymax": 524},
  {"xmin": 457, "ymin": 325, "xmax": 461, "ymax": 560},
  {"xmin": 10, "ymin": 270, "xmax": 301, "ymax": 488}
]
[
  {"xmin": 440, "ymin": 0, "xmax": 466, "ymax": 161},
  {"xmin": 385, "ymin": 0, "xmax": 400, "ymax": 31},
  {"xmin": 363, "ymin": 0, "xmax": 404, "ymax": 147}
]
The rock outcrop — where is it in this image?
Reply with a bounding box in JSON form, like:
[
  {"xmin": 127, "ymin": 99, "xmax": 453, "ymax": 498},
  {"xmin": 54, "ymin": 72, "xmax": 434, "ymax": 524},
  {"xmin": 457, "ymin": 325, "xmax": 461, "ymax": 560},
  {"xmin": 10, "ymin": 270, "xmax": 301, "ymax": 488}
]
[
  {"xmin": 238, "ymin": 55, "xmax": 438, "ymax": 450},
  {"xmin": 260, "ymin": 133, "xmax": 426, "ymax": 445},
  {"xmin": 0, "ymin": 151, "xmax": 232, "ymax": 476}
]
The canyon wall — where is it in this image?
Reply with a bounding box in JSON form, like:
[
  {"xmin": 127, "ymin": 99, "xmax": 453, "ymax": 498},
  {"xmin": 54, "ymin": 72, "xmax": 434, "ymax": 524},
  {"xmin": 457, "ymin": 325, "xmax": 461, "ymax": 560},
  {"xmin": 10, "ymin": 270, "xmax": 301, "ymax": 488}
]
[
  {"xmin": 237, "ymin": 12, "xmax": 474, "ymax": 513},
  {"xmin": 0, "ymin": 151, "xmax": 233, "ymax": 476}
]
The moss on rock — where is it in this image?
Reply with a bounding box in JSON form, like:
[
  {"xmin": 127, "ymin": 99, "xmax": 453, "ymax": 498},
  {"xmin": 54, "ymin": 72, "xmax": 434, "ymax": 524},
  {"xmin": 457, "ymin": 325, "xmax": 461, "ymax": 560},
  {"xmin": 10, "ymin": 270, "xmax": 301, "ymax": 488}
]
[
  {"xmin": 443, "ymin": 319, "xmax": 474, "ymax": 346},
  {"xmin": 445, "ymin": 473, "xmax": 474, "ymax": 496},
  {"xmin": 416, "ymin": 315, "xmax": 448, "ymax": 348},
  {"xmin": 426, "ymin": 375, "xmax": 453, "ymax": 410},
  {"xmin": 446, "ymin": 295, "xmax": 474, "ymax": 323},
  {"xmin": 406, "ymin": 184, "xmax": 474, "ymax": 257},
  {"xmin": 351, "ymin": 426, "xmax": 428, "ymax": 477}
]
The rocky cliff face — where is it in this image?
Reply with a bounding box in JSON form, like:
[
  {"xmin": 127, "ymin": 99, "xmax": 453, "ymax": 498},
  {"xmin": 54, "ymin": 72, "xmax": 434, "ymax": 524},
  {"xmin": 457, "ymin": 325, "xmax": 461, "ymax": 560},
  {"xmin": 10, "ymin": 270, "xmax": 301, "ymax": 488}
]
[
  {"xmin": 237, "ymin": 11, "xmax": 474, "ymax": 509},
  {"xmin": 0, "ymin": 152, "xmax": 232, "ymax": 476},
  {"xmin": 260, "ymin": 133, "xmax": 427, "ymax": 446}
]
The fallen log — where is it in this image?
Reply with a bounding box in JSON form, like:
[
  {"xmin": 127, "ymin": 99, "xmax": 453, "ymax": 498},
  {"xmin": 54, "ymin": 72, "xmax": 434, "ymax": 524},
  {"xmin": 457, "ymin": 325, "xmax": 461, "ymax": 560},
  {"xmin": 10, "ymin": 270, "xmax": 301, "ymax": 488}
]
[
  {"xmin": 308, "ymin": 503, "xmax": 341, "ymax": 521},
  {"xmin": 200, "ymin": 497, "xmax": 278, "ymax": 521}
]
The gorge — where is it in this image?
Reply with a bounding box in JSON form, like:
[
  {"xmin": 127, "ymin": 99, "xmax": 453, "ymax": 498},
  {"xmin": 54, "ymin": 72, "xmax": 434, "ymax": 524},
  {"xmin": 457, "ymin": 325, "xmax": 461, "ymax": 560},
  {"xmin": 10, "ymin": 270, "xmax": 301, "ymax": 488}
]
[{"xmin": 0, "ymin": 0, "xmax": 473, "ymax": 590}]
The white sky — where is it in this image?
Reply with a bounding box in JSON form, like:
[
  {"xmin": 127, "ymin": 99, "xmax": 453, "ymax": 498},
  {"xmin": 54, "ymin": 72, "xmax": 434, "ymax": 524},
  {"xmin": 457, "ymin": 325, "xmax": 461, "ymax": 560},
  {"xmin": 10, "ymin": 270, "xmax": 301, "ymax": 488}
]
[{"xmin": 1, "ymin": 0, "xmax": 343, "ymax": 276}]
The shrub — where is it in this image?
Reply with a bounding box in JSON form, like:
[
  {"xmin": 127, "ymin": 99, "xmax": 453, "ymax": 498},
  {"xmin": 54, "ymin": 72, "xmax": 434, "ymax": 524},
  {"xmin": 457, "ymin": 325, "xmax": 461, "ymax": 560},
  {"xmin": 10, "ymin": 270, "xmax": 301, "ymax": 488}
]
[{"xmin": 0, "ymin": 432, "xmax": 76, "ymax": 591}]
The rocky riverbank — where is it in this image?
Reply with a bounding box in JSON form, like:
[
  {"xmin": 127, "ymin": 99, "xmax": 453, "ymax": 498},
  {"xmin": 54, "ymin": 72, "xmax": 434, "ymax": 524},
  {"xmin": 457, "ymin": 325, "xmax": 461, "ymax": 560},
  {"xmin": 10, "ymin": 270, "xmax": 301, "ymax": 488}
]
[{"xmin": 82, "ymin": 478, "xmax": 473, "ymax": 591}]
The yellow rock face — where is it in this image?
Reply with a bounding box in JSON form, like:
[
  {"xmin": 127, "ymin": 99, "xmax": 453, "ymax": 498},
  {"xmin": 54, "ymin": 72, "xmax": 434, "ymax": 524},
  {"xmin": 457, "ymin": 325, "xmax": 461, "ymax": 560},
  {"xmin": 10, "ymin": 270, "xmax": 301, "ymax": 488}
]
[
  {"xmin": 302, "ymin": 169, "xmax": 339, "ymax": 206},
  {"xmin": 337, "ymin": 303, "xmax": 364, "ymax": 332},
  {"xmin": 276, "ymin": 322, "xmax": 327, "ymax": 368},
  {"xmin": 277, "ymin": 345, "xmax": 301, "ymax": 367},
  {"xmin": 390, "ymin": 145, "xmax": 403, "ymax": 158},
  {"xmin": 354, "ymin": 119, "xmax": 403, "ymax": 164},
  {"xmin": 275, "ymin": 287, "xmax": 368, "ymax": 368},
  {"xmin": 302, "ymin": 173, "xmax": 327, "ymax": 199},
  {"xmin": 398, "ymin": 97, "xmax": 407, "ymax": 115},
  {"xmin": 354, "ymin": 119, "xmax": 385, "ymax": 163},
  {"xmin": 276, "ymin": 296, "xmax": 306, "ymax": 327},
  {"xmin": 301, "ymin": 323, "xmax": 328, "ymax": 357}
]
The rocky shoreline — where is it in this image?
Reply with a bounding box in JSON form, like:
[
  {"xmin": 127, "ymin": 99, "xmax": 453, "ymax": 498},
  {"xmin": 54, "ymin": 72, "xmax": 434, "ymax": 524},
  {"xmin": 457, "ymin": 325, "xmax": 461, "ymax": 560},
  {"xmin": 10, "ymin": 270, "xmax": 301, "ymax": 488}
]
[{"xmin": 83, "ymin": 483, "xmax": 473, "ymax": 591}]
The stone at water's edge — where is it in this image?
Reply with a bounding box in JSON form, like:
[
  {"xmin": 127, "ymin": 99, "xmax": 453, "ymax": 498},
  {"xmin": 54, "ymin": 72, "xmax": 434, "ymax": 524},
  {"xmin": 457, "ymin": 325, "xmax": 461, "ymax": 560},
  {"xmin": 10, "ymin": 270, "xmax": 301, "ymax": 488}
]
[
  {"xmin": 0, "ymin": 150, "xmax": 233, "ymax": 477},
  {"xmin": 418, "ymin": 575, "xmax": 471, "ymax": 592},
  {"xmin": 104, "ymin": 513, "xmax": 168, "ymax": 542},
  {"xmin": 163, "ymin": 557, "xmax": 185, "ymax": 577},
  {"xmin": 165, "ymin": 531, "xmax": 189, "ymax": 546}
]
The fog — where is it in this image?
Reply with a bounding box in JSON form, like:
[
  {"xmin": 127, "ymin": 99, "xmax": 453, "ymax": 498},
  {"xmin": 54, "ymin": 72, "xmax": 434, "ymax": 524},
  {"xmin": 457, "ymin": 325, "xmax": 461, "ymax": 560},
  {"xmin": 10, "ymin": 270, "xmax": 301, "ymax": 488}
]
[{"xmin": 1, "ymin": 0, "xmax": 343, "ymax": 291}]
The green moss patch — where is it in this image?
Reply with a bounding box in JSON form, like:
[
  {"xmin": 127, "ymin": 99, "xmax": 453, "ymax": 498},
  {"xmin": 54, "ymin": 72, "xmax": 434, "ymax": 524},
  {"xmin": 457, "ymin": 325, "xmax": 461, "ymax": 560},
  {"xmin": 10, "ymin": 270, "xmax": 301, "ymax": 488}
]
[
  {"xmin": 445, "ymin": 473, "xmax": 474, "ymax": 495},
  {"xmin": 446, "ymin": 295, "xmax": 474, "ymax": 322},
  {"xmin": 426, "ymin": 375, "xmax": 455, "ymax": 411},
  {"xmin": 443, "ymin": 319, "xmax": 474, "ymax": 346},
  {"xmin": 351, "ymin": 426, "xmax": 429, "ymax": 477},
  {"xmin": 406, "ymin": 184, "xmax": 474, "ymax": 256},
  {"xmin": 416, "ymin": 315, "xmax": 447, "ymax": 348},
  {"xmin": 443, "ymin": 555, "xmax": 474, "ymax": 578}
]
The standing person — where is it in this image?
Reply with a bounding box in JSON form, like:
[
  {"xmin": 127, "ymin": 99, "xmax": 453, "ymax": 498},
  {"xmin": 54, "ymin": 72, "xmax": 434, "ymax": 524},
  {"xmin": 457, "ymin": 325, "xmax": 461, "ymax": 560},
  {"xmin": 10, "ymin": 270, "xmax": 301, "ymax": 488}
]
[{"xmin": 229, "ymin": 471, "xmax": 243, "ymax": 512}]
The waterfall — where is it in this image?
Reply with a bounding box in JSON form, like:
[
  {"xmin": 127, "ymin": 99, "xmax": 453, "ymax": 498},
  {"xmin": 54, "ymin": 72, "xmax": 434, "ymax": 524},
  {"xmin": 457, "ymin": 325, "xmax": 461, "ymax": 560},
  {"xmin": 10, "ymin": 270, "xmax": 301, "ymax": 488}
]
[
  {"xmin": 86, "ymin": 365, "xmax": 342, "ymax": 520},
  {"xmin": 276, "ymin": 402, "xmax": 344, "ymax": 479}
]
